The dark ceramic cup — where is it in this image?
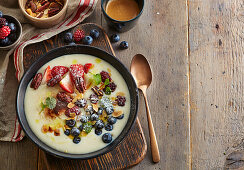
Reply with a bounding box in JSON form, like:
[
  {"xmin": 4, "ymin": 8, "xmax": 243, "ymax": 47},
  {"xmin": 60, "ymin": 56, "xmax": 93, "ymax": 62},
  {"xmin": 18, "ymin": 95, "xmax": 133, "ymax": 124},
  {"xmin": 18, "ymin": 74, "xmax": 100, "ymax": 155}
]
[{"xmin": 101, "ymin": 0, "xmax": 144, "ymax": 32}]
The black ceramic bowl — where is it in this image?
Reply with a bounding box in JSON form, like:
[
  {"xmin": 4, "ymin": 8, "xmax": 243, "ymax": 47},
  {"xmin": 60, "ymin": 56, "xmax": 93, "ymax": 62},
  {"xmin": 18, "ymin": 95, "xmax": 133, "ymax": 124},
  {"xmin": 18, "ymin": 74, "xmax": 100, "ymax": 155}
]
[
  {"xmin": 16, "ymin": 45, "xmax": 138, "ymax": 159},
  {"xmin": 0, "ymin": 15, "xmax": 22, "ymax": 50},
  {"xmin": 101, "ymin": 0, "xmax": 144, "ymax": 32}
]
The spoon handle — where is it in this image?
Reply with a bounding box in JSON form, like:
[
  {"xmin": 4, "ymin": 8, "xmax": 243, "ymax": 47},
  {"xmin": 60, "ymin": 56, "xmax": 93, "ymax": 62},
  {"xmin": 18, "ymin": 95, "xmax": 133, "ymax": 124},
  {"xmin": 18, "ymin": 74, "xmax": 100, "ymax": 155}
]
[{"xmin": 142, "ymin": 90, "xmax": 160, "ymax": 163}]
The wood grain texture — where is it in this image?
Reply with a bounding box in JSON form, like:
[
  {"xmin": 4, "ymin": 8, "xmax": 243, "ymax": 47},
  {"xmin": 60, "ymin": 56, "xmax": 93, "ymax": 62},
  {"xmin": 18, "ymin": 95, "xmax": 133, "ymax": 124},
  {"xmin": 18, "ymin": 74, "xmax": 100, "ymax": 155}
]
[
  {"xmin": 0, "ymin": 0, "xmax": 189, "ymax": 169},
  {"xmin": 189, "ymin": 0, "xmax": 244, "ymax": 169}
]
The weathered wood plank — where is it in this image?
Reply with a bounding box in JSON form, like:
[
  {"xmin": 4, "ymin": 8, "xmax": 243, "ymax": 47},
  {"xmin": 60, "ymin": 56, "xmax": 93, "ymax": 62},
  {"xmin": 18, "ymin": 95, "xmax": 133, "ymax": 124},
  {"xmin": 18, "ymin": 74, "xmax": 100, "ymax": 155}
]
[
  {"xmin": 189, "ymin": 0, "xmax": 244, "ymax": 169},
  {"xmin": 114, "ymin": 0, "xmax": 189, "ymax": 169}
]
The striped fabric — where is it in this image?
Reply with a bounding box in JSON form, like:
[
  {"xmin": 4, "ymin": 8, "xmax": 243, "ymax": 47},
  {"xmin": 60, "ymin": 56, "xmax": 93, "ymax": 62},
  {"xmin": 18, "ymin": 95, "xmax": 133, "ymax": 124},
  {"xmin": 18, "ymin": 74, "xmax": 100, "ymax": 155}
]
[{"xmin": 11, "ymin": 0, "xmax": 97, "ymax": 142}]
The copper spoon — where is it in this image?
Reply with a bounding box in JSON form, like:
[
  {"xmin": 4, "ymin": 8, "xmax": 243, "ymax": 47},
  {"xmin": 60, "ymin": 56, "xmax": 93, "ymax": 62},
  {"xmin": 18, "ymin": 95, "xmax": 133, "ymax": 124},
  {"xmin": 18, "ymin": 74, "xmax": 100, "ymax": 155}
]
[{"xmin": 130, "ymin": 54, "xmax": 160, "ymax": 163}]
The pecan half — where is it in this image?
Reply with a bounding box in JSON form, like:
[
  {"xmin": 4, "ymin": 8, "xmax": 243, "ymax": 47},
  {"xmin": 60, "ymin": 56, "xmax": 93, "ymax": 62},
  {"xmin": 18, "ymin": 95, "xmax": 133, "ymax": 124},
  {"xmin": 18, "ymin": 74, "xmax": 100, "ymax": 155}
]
[
  {"xmin": 92, "ymin": 86, "xmax": 103, "ymax": 96},
  {"xmin": 74, "ymin": 77, "xmax": 86, "ymax": 93},
  {"xmin": 36, "ymin": 2, "xmax": 50, "ymax": 12},
  {"xmin": 30, "ymin": 73, "xmax": 43, "ymax": 90},
  {"xmin": 48, "ymin": 8, "xmax": 60, "ymax": 17},
  {"xmin": 30, "ymin": 1, "xmax": 37, "ymax": 12}
]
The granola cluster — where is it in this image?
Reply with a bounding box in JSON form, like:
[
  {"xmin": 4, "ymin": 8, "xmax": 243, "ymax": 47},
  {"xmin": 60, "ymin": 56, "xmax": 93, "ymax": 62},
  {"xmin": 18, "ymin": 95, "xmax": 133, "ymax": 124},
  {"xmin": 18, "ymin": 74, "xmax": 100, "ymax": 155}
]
[{"xmin": 25, "ymin": 0, "xmax": 64, "ymax": 18}]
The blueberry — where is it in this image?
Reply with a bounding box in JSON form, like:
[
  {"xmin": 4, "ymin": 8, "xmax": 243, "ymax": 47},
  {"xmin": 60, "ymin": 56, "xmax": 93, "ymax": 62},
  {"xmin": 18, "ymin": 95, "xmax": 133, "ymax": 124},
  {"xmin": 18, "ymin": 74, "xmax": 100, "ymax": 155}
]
[
  {"xmin": 64, "ymin": 129, "xmax": 70, "ymax": 136},
  {"xmin": 95, "ymin": 120, "xmax": 104, "ymax": 129},
  {"xmin": 117, "ymin": 114, "xmax": 124, "ymax": 120},
  {"xmin": 102, "ymin": 133, "xmax": 112, "ymax": 143},
  {"xmin": 120, "ymin": 41, "xmax": 129, "ymax": 49},
  {"xmin": 69, "ymin": 42, "xmax": 76, "ymax": 45},
  {"xmin": 107, "ymin": 116, "xmax": 117, "ymax": 125},
  {"xmin": 105, "ymin": 106, "xmax": 114, "ymax": 115},
  {"xmin": 90, "ymin": 29, "xmax": 99, "ymax": 39},
  {"xmin": 83, "ymin": 36, "xmax": 93, "ymax": 45},
  {"xmin": 64, "ymin": 32, "xmax": 73, "ymax": 43},
  {"xmin": 5, "ymin": 20, "xmax": 8, "ymax": 26},
  {"xmin": 97, "ymin": 107, "xmax": 104, "ymax": 115},
  {"xmin": 78, "ymin": 124, "xmax": 83, "ymax": 131},
  {"xmin": 111, "ymin": 34, "xmax": 120, "ymax": 42},
  {"xmin": 0, "ymin": 37, "xmax": 10, "ymax": 46},
  {"xmin": 75, "ymin": 98, "xmax": 87, "ymax": 108},
  {"xmin": 90, "ymin": 114, "xmax": 99, "ymax": 121},
  {"xmin": 9, "ymin": 33, "xmax": 17, "ymax": 42},
  {"xmin": 80, "ymin": 115, "xmax": 88, "ymax": 123},
  {"xmin": 73, "ymin": 136, "xmax": 81, "ymax": 144},
  {"xmin": 0, "ymin": 11, "xmax": 2, "ymax": 18},
  {"xmin": 105, "ymin": 124, "xmax": 113, "ymax": 131},
  {"xmin": 71, "ymin": 127, "xmax": 80, "ymax": 136},
  {"xmin": 9, "ymin": 23, "xmax": 16, "ymax": 32},
  {"xmin": 66, "ymin": 119, "xmax": 76, "ymax": 128},
  {"xmin": 95, "ymin": 129, "xmax": 102, "ymax": 136},
  {"xmin": 86, "ymin": 105, "xmax": 93, "ymax": 112}
]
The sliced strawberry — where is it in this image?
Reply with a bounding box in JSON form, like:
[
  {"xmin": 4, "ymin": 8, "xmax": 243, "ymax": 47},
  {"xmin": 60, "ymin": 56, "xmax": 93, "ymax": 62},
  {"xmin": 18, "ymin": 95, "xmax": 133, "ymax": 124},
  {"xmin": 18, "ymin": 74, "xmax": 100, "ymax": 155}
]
[
  {"xmin": 84, "ymin": 63, "xmax": 93, "ymax": 74},
  {"xmin": 59, "ymin": 73, "xmax": 74, "ymax": 93},
  {"xmin": 43, "ymin": 66, "xmax": 52, "ymax": 83},
  {"xmin": 51, "ymin": 66, "xmax": 69, "ymax": 77},
  {"xmin": 69, "ymin": 64, "xmax": 85, "ymax": 93},
  {"xmin": 69, "ymin": 64, "xmax": 84, "ymax": 79}
]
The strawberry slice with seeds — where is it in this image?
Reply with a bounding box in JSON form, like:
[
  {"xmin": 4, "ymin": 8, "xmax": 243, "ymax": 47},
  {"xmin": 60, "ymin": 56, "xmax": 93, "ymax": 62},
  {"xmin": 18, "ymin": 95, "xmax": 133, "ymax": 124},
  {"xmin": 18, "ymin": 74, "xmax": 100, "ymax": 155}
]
[
  {"xmin": 51, "ymin": 66, "xmax": 69, "ymax": 77},
  {"xmin": 59, "ymin": 73, "xmax": 74, "ymax": 93},
  {"xmin": 70, "ymin": 64, "xmax": 85, "ymax": 93},
  {"xmin": 43, "ymin": 66, "xmax": 52, "ymax": 83},
  {"xmin": 84, "ymin": 63, "xmax": 93, "ymax": 74},
  {"xmin": 47, "ymin": 66, "xmax": 69, "ymax": 87}
]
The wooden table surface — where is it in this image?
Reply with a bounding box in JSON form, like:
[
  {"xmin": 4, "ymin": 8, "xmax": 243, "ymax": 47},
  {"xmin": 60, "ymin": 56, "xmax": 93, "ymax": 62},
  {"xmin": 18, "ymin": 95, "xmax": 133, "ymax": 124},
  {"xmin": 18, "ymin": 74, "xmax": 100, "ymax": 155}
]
[{"xmin": 1, "ymin": 0, "xmax": 244, "ymax": 169}]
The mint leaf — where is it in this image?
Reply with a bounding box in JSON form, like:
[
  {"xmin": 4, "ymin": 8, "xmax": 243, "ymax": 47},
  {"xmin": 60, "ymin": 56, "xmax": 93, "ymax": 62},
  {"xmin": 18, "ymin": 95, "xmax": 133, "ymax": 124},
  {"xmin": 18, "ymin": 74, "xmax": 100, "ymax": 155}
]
[
  {"xmin": 93, "ymin": 74, "xmax": 102, "ymax": 85},
  {"xmin": 45, "ymin": 97, "xmax": 56, "ymax": 109},
  {"xmin": 104, "ymin": 78, "xmax": 110, "ymax": 86},
  {"xmin": 105, "ymin": 87, "xmax": 112, "ymax": 95},
  {"xmin": 83, "ymin": 122, "xmax": 92, "ymax": 134},
  {"xmin": 41, "ymin": 102, "xmax": 46, "ymax": 109}
]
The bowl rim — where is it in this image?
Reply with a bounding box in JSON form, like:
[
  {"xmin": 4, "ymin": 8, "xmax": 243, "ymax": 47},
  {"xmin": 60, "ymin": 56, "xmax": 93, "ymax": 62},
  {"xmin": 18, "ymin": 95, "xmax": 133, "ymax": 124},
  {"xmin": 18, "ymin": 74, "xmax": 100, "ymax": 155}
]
[
  {"xmin": 16, "ymin": 45, "xmax": 139, "ymax": 159},
  {"xmin": 0, "ymin": 15, "xmax": 23, "ymax": 49},
  {"xmin": 101, "ymin": 0, "xmax": 145, "ymax": 23},
  {"xmin": 18, "ymin": 0, "xmax": 69, "ymax": 21}
]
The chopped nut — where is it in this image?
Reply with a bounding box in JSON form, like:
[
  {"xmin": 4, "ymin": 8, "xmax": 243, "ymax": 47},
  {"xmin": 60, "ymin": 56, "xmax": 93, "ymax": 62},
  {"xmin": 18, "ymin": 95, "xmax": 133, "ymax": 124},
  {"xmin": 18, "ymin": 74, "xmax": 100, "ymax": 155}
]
[
  {"xmin": 113, "ymin": 110, "xmax": 123, "ymax": 117},
  {"xmin": 68, "ymin": 102, "xmax": 75, "ymax": 108},
  {"xmin": 48, "ymin": 126, "xmax": 54, "ymax": 132},
  {"xmin": 54, "ymin": 129, "xmax": 60, "ymax": 136},
  {"xmin": 92, "ymin": 103, "xmax": 98, "ymax": 112},
  {"xmin": 41, "ymin": 124, "xmax": 49, "ymax": 133},
  {"xmin": 64, "ymin": 125, "xmax": 70, "ymax": 129},
  {"xmin": 81, "ymin": 131, "xmax": 88, "ymax": 137},
  {"xmin": 116, "ymin": 92, "xmax": 125, "ymax": 96}
]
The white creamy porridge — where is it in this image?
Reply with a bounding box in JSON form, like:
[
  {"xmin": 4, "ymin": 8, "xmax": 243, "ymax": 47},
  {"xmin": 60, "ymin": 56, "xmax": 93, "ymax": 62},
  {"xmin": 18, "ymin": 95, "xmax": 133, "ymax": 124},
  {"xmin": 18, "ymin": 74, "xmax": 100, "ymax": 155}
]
[{"xmin": 24, "ymin": 54, "xmax": 130, "ymax": 154}]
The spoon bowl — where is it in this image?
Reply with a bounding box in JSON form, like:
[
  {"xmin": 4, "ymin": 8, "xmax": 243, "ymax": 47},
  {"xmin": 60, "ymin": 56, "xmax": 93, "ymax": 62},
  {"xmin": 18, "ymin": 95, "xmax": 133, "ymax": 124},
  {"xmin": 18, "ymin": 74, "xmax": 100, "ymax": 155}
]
[
  {"xmin": 130, "ymin": 54, "xmax": 160, "ymax": 163},
  {"xmin": 131, "ymin": 54, "xmax": 152, "ymax": 88}
]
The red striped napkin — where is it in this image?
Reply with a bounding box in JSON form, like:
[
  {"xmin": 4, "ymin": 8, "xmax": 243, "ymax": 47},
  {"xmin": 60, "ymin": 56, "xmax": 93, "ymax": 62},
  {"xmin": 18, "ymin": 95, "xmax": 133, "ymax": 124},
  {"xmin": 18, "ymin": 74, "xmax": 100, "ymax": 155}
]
[{"xmin": 11, "ymin": 0, "xmax": 97, "ymax": 142}]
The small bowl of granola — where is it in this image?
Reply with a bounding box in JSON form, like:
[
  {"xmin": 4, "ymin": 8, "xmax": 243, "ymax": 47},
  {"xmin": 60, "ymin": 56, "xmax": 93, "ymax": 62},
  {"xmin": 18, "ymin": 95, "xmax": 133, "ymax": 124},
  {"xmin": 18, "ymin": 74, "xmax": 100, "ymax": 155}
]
[{"xmin": 18, "ymin": 0, "xmax": 69, "ymax": 28}]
